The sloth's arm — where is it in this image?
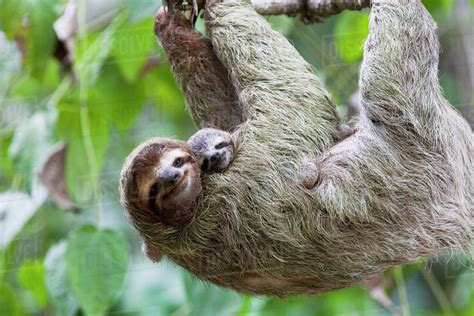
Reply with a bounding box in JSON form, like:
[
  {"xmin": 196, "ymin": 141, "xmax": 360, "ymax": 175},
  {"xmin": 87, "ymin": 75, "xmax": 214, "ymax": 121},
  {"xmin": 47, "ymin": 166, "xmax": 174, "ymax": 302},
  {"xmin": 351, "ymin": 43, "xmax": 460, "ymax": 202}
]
[
  {"xmin": 205, "ymin": 0, "xmax": 340, "ymax": 131},
  {"xmin": 154, "ymin": 9, "xmax": 243, "ymax": 131}
]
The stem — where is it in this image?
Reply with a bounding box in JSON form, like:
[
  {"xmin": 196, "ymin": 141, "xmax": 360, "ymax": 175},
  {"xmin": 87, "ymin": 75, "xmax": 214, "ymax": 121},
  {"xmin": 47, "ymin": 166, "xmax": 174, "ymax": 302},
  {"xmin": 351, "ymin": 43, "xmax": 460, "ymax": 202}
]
[
  {"xmin": 393, "ymin": 267, "xmax": 410, "ymax": 316},
  {"xmin": 421, "ymin": 269, "xmax": 455, "ymax": 316},
  {"xmin": 77, "ymin": 0, "xmax": 103, "ymax": 226}
]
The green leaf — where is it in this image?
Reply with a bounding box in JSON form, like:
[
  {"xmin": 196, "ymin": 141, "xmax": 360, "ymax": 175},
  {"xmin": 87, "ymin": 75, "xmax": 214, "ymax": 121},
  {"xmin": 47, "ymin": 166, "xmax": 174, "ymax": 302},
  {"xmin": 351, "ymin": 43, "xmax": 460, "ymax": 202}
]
[
  {"xmin": 17, "ymin": 260, "xmax": 49, "ymax": 308},
  {"xmin": 0, "ymin": 32, "xmax": 22, "ymax": 98},
  {"xmin": 123, "ymin": 0, "xmax": 160, "ymax": 23},
  {"xmin": 75, "ymin": 13, "xmax": 127, "ymax": 86},
  {"xmin": 55, "ymin": 101, "xmax": 109, "ymax": 203},
  {"xmin": 440, "ymin": 73, "xmax": 462, "ymax": 107},
  {"xmin": 65, "ymin": 225, "xmax": 128, "ymax": 316},
  {"xmin": 334, "ymin": 11, "xmax": 369, "ymax": 63},
  {"xmin": 45, "ymin": 241, "xmax": 79, "ymax": 316},
  {"xmin": 268, "ymin": 15, "xmax": 295, "ymax": 37},
  {"xmin": 422, "ymin": 0, "xmax": 455, "ymax": 13},
  {"xmin": 0, "ymin": 190, "xmax": 46, "ymax": 247},
  {"xmin": 147, "ymin": 65, "xmax": 187, "ymax": 117},
  {"xmin": 182, "ymin": 270, "xmax": 242, "ymax": 316},
  {"xmin": 9, "ymin": 110, "xmax": 57, "ymax": 183},
  {"xmin": 24, "ymin": 0, "xmax": 61, "ymax": 80},
  {"xmin": 111, "ymin": 18, "xmax": 158, "ymax": 82},
  {"xmin": 0, "ymin": 283, "xmax": 20, "ymax": 315},
  {"xmin": 91, "ymin": 63, "xmax": 146, "ymax": 133},
  {"xmin": 0, "ymin": 0, "xmax": 26, "ymax": 38}
]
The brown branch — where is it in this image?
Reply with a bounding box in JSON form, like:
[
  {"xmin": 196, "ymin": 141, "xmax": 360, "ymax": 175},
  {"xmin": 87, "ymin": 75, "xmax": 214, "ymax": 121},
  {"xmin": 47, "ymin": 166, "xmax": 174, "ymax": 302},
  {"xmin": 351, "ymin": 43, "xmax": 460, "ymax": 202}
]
[
  {"xmin": 195, "ymin": 0, "xmax": 370, "ymax": 23},
  {"xmin": 252, "ymin": 0, "xmax": 370, "ymax": 22}
]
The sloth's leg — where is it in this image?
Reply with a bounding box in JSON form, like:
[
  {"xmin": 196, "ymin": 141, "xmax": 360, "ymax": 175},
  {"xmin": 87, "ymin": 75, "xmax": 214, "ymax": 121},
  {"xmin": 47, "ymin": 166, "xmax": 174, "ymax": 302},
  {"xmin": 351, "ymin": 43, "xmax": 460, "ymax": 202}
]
[
  {"xmin": 314, "ymin": 0, "xmax": 472, "ymax": 242},
  {"xmin": 358, "ymin": 0, "xmax": 463, "ymax": 142},
  {"xmin": 205, "ymin": 0, "xmax": 340, "ymax": 135},
  {"xmin": 154, "ymin": 7, "xmax": 243, "ymax": 131}
]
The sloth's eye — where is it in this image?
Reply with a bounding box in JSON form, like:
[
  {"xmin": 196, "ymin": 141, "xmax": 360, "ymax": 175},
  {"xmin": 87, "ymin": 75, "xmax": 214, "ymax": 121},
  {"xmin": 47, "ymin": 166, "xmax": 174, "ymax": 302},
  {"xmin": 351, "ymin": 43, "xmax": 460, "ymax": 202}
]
[
  {"xmin": 173, "ymin": 157, "xmax": 184, "ymax": 168},
  {"xmin": 148, "ymin": 182, "xmax": 160, "ymax": 210},
  {"xmin": 215, "ymin": 142, "xmax": 229, "ymax": 150}
]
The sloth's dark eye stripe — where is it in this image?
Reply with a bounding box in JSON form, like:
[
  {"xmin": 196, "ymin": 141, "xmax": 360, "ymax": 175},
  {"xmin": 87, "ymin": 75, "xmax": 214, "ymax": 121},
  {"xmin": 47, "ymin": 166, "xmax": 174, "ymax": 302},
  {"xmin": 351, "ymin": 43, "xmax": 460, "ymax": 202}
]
[
  {"xmin": 215, "ymin": 142, "xmax": 230, "ymax": 150},
  {"xmin": 201, "ymin": 158, "xmax": 209, "ymax": 171},
  {"xmin": 183, "ymin": 155, "xmax": 193, "ymax": 164},
  {"xmin": 148, "ymin": 182, "xmax": 160, "ymax": 211}
]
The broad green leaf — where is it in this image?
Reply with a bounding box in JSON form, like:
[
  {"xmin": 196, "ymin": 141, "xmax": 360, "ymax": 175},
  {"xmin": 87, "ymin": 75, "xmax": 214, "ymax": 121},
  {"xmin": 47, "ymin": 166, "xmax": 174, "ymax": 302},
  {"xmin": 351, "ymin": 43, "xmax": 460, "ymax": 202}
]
[
  {"xmin": 0, "ymin": 283, "xmax": 20, "ymax": 315},
  {"xmin": 17, "ymin": 260, "xmax": 49, "ymax": 308},
  {"xmin": 0, "ymin": 189, "xmax": 46, "ymax": 247},
  {"xmin": 24, "ymin": 0, "xmax": 61, "ymax": 80},
  {"xmin": 111, "ymin": 18, "xmax": 157, "ymax": 82},
  {"xmin": 45, "ymin": 241, "xmax": 79, "ymax": 316},
  {"xmin": 268, "ymin": 15, "xmax": 295, "ymax": 37},
  {"xmin": 91, "ymin": 63, "xmax": 146, "ymax": 133},
  {"xmin": 0, "ymin": 32, "xmax": 22, "ymax": 99},
  {"xmin": 0, "ymin": 0, "xmax": 26, "ymax": 38},
  {"xmin": 422, "ymin": 0, "xmax": 455, "ymax": 13},
  {"xmin": 145, "ymin": 66, "xmax": 197, "ymax": 138},
  {"xmin": 65, "ymin": 225, "xmax": 128, "ymax": 316},
  {"xmin": 182, "ymin": 270, "xmax": 242, "ymax": 316},
  {"xmin": 123, "ymin": 0, "xmax": 160, "ymax": 23},
  {"xmin": 440, "ymin": 73, "xmax": 462, "ymax": 107},
  {"xmin": 75, "ymin": 13, "xmax": 126, "ymax": 86},
  {"xmin": 120, "ymin": 259, "xmax": 186, "ymax": 316},
  {"xmin": 9, "ymin": 110, "xmax": 57, "ymax": 184},
  {"xmin": 55, "ymin": 101, "xmax": 109, "ymax": 203},
  {"xmin": 334, "ymin": 11, "xmax": 369, "ymax": 63}
]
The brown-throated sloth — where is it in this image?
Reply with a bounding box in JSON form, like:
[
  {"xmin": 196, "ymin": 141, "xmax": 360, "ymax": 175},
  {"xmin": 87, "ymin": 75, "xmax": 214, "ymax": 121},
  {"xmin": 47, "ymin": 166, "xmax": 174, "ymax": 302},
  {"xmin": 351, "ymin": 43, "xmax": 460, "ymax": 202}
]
[{"xmin": 120, "ymin": 0, "xmax": 473, "ymax": 296}]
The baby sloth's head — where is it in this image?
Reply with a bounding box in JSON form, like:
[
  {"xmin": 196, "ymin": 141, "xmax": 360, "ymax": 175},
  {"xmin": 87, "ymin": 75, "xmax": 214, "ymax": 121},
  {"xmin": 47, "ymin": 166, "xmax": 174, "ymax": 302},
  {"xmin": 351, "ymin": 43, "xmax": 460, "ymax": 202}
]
[
  {"xmin": 187, "ymin": 128, "xmax": 234, "ymax": 173},
  {"xmin": 119, "ymin": 138, "xmax": 202, "ymax": 229}
]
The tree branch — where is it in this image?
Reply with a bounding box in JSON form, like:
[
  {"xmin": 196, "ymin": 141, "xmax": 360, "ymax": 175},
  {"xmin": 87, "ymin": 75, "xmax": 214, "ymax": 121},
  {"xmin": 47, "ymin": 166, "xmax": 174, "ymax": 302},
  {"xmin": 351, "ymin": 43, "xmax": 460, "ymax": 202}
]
[
  {"xmin": 196, "ymin": 0, "xmax": 370, "ymax": 23},
  {"xmin": 247, "ymin": 0, "xmax": 370, "ymax": 22}
]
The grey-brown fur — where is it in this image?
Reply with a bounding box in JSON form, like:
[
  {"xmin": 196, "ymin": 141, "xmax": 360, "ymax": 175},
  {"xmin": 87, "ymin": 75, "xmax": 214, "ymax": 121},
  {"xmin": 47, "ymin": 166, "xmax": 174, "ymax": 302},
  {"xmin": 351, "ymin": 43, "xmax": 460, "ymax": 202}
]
[{"xmin": 121, "ymin": 0, "xmax": 473, "ymax": 296}]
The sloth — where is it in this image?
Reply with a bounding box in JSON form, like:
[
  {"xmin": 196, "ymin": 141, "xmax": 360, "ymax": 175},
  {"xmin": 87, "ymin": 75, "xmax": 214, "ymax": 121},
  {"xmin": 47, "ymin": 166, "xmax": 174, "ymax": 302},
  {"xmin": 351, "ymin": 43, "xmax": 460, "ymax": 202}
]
[
  {"xmin": 120, "ymin": 0, "xmax": 473, "ymax": 296},
  {"xmin": 125, "ymin": 129, "xmax": 234, "ymax": 262},
  {"xmin": 187, "ymin": 128, "xmax": 235, "ymax": 173},
  {"xmin": 120, "ymin": 138, "xmax": 202, "ymax": 261}
]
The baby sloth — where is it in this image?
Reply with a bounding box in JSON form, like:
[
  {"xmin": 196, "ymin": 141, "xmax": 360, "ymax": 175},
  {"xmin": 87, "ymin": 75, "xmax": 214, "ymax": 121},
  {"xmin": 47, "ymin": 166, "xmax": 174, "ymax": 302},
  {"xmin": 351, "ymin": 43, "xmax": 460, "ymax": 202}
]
[{"xmin": 187, "ymin": 128, "xmax": 234, "ymax": 173}]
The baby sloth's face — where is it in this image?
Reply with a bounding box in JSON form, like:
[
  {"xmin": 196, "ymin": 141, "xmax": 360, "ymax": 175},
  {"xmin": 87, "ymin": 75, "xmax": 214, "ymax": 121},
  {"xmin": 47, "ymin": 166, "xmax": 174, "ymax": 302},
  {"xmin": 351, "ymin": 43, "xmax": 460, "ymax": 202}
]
[{"xmin": 187, "ymin": 128, "xmax": 234, "ymax": 173}]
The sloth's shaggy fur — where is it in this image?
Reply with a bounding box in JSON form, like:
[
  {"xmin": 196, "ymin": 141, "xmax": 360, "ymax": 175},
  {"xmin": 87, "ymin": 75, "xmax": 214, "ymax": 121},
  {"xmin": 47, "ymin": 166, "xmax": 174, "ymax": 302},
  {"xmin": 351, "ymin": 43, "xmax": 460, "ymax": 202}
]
[
  {"xmin": 121, "ymin": 0, "xmax": 473, "ymax": 296},
  {"xmin": 154, "ymin": 7, "xmax": 244, "ymax": 131}
]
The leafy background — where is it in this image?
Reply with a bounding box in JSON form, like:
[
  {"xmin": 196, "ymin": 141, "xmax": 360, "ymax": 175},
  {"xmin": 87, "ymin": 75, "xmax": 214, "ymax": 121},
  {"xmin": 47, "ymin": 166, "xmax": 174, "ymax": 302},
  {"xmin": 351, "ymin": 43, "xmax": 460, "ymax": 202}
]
[{"xmin": 0, "ymin": 0, "xmax": 473, "ymax": 315}]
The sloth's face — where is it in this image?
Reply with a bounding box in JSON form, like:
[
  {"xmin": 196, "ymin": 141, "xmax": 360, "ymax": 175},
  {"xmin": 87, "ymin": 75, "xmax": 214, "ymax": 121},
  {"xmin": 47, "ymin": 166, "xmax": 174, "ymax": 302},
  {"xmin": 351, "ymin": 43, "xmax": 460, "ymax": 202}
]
[
  {"xmin": 147, "ymin": 148, "xmax": 198, "ymax": 204},
  {"xmin": 130, "ymin": 141, "xmax": 202, "ymax": 226},
  {"xmin": 200, "ymin": 134, "xmax": 234, "ymax": 172},
  {"xmin": 188, "ymin": 129, "xmax": 234, "ymax": 173}
]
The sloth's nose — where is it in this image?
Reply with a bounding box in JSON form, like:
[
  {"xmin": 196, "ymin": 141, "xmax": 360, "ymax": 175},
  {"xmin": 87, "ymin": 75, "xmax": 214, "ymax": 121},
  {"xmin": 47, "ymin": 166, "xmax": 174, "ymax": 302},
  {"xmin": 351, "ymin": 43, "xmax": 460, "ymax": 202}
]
[
  {"xmin": 210, "ymin": 152, "xmax": 220, "ymax": 162},
  {"xmin": 160, "ymin": 169, "xmax": 181, "ymax": 185}
]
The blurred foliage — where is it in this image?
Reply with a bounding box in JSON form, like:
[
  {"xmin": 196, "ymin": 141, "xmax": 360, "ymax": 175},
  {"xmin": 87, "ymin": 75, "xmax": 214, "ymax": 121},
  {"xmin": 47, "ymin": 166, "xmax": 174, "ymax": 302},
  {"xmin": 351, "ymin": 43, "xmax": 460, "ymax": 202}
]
[{"xmin": 0, "ymin": 0, "xmax": 472, "ymax": 315}]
